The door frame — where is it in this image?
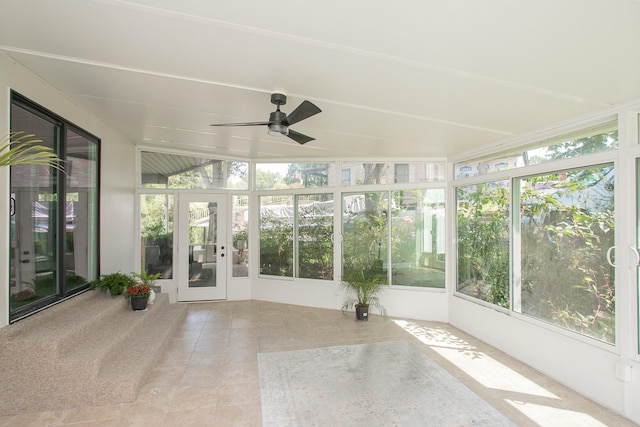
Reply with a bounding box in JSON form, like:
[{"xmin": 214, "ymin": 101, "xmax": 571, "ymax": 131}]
[{"xmin": 177, "ymin": 193, "xmax": 228, "ymax": 302}]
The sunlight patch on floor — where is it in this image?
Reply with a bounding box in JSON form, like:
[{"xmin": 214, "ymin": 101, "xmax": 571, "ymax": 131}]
[
  {"xmin": 393, "ymin": 319, "xmax": 607, "ymax": 426},
  {"xmin": 505, "ymin": 401, "xmax": 609, "ymax": 427}
]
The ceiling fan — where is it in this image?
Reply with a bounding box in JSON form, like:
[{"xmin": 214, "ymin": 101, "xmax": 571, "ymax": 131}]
[{"xmin": 210, "ymin": 93, "xmax": 322, "ymax": 145}]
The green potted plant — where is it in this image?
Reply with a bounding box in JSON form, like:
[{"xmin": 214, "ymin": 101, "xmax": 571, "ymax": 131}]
[
  {"xmin": 131, "ymin": 270, "xmax": 160, "ymax": 304},
  {"xmin": 89, "ymin": 272, "xmax": 136, "ymax": 297},
  {"xmin": 340, "ymin": 260, "xmax": 387, "ymax": 321}
]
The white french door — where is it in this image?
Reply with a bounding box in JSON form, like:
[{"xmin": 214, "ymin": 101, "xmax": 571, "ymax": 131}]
[{"xmin": 177, "ymin": 194, "xmax": 227, "ymax": 301}]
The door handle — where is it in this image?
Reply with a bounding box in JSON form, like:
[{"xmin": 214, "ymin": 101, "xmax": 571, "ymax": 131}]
[
  {"xmin": 21, "ymin": 259, "xmax": 30, "ymax": 264},
  {"xmin": 606, "ymin": 246, "xmax": 640, "ymax": 268}
]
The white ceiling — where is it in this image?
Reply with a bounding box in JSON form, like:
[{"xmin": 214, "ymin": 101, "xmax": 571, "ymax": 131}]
[{"xmin": 2, "ymin": 0, "xmax": 640, "ymax": 161}]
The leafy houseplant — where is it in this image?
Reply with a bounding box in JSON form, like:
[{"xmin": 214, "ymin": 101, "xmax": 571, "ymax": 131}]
[
  {"xmin": 131, "ymin": 270, "xmax": 160, "ymax": 304},
  {"xmin": 0, "ymin": 131, "xmax": 65, "ymax": 170},
  {"xmin": 89, "ymin": 272, "xmax": 136, "ymax": 297},
  {"xmin": 340, "ymin": 264, "xmax": 387, "ymax": 321},
  {"xmin": 126, "ymin": 282, "xmax": 152, "ymax": 311}
]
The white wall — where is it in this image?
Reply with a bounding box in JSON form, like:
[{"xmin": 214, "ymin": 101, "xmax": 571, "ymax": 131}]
[
  {"xmin": 251, "ymin": 276, "xmax": 449, "ymax": 322},
  {"xmin": 0, "ymin": 52, "xmax": 136, "ymax": 326},
  {"xmin": 449, "ymin": 294, "xmax": 639, "ymax": 423}
]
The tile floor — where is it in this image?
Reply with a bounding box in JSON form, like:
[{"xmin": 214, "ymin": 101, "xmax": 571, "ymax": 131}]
[{"xmin": 0, "ymin": 300, "xmax": 636, "ymax": 427}]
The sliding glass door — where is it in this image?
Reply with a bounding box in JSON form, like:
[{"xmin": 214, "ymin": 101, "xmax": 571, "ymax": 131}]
[{"xmin": 9, "ymin": 93, "xmax": 99, "ymax": 322}]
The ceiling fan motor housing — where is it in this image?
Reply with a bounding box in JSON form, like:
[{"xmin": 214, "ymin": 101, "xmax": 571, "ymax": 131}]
[{"xmin": 270, "ymin": 92, "xmax": 287, "ymax": 106}]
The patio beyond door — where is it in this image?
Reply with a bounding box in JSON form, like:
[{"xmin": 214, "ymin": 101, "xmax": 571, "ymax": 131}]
[{"xmin": 178, "ymin": 194, "xmax": 227, "ymax": 301}]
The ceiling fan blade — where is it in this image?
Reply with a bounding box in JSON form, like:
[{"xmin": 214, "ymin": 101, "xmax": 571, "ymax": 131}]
[
  {"xmin": 286, "ymin": 100, "xmax": 321, "ymax": 126},
  {"xmin": 287, "ymin": 129, "xmax": 315, "ymax": 145},
  {"xmin": 210, "ymin": 121, "xmax": 269, "ymax": 127}
]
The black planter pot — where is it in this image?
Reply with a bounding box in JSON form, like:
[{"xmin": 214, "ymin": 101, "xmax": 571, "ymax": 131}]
[
  {"xmin": 355, "ymin": 305, "xmax": 369, "ymax": 321},
  {"xmin": 131, "ymin": 295, "xmax": 149, "ymax": 311}
]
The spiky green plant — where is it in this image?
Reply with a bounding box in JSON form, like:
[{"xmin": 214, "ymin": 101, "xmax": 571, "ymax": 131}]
[
  {"xmin": 0, "ymin": 131, "xmax": 64, "ymax": 171},
  {"xmin": 340, "ymin": 267, "xmax": 387, "ymax": 316}
]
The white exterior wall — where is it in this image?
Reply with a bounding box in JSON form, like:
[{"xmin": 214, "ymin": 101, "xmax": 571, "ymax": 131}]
[{"xmin": 0, "ymin": 52, "xmax": 136, "ymax": 327}]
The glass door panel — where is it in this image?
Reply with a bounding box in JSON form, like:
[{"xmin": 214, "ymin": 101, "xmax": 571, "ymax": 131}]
[
  {"xmin": 9, "ymin": 107, "xmax": 60, "ymax": 315},
  {"xmin": 178, "ymin": 194, "xmax": 226, "ymax": 301}
]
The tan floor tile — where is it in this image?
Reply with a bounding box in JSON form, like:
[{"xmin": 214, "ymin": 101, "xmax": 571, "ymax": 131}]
[
  {"xmin": 163, "ymin": 407, "xmax": 217, "ymax": 427},
  {"xmin": 180, "ymin": 365, "xmax": 224, "ymax": 387},
  {"xmin": 169, "ymin": 384, "xmax": 219, "ymax": 411},
  {"xmin": 5, "ymin": 300, "xmax": 637, "ymax": 426},
  {"xmin": 214, "ymin": 404, "xmax": 262, "ymax": 427}
]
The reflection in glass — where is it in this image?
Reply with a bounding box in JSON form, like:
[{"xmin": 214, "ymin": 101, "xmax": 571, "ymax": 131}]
[
  {"xmin": 9, "ymin": 108, "xmax": 59, "ymax": 312},
  {"xmin": 64, "ymin": 129, "xmax": 99, "ymax": 292}
]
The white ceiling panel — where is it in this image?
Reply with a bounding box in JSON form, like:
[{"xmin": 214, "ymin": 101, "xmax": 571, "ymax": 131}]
[{"xmin": 2, "ymin": 0, "xmax": 640, "ymax": 161}]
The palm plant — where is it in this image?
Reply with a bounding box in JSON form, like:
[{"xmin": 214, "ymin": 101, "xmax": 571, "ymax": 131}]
[
  {"xmin": 0, "ymin": 131, "xmax": 64, "ymax": 170},
  {"xmin": 340, "ymin": 265, "xmax": 387, "ymax": 319}
]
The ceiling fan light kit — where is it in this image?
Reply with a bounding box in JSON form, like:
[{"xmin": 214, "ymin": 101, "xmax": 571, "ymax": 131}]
[{"xmin": 211, "ymin": 93, "xmax": 321, "ymax": 145}]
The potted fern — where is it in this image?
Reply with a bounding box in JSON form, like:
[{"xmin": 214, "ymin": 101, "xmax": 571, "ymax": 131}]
[
  {"xmin": 340, "ymin": 260, "xmax": 387, "ymax": 320},
  {"xmin": 89, "ymin": 272, "xmax": 136, "ymax": 297}
]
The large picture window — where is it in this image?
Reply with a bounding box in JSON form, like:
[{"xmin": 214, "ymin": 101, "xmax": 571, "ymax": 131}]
[
  {"xmin": 516, "ymin": 164, "xmax": 615, "ymax": 343},
  {"xmin": 455, "ymin": 121, "xmax": 618, "ymax": 343},
  {"xmin": 297, "ymin": 194, "xmax": 334, "ymax": 280},
  {"xmin": 456, "ymin": 181, "xmax": 510, "ymax": 307},
  {"xmin": 9, "ymin": 92, "xmax": 99, "ymax": 322},
  {"xmin": 259, "ymin": 195, "xmax": 294, "ymax": 277},
  {"xmin": 391, "ymin": 189, "xmax": 445, "ymax": 288},
  {"xmin": 258, "ymin": 193, "xmax": 334, "ymax": 280}
]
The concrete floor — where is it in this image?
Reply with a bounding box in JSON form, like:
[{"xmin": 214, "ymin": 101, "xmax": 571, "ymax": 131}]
[{"xmin": 0, "ymin": 300, "xmax": 636, "ymax": 427}]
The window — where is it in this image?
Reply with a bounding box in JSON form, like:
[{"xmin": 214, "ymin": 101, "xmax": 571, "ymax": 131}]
[
  {"xmin": 516, "ymin": 164, "xmax": 615, "ymax": 343},
  {"xmin": 231, "ymin": 195, "xmax": 249, "ymax": 278},
  {"xmin": 341, "ymin": 162, "xmax": 445, "ymax": 186},
  {"xmin": 141, "ymin": 151, "xmax": 248, "ymax": 190},
  {"xmin": 140, "ymin": 194, "xmax": 174, "ymax": 279},
  {"xmin": 259, "ymin": 195, "xmax": 294, "ymax": 276},
  {"xmin": 456, "ymin": 181, "xmax": 510, "ymax": 307},
  {"xmin": 258, "ymin": 193, "xmax": 334, "ymax": 280},
  {"xmin": 342, "ymin": 192, "xmax": 389, "ymax": 279},
  {"xmin": 255, "ymin": 162, "xmax": 334, "ymax": 190},
  {"xmin": 394, "ymin": 164, "xmax": 409, "ymax": 183},
  {"xmin": 391, "ymin": 189, "xmax": 445, "ymax": 288},
  {"xmin": 297, "ymin": 194, "xmax": 334, "ymax": 280},
  {"xmin": 341, "ymin": 168, "xmax": 351, "ymax": 186},
  {"xmin": 9, "ymin": 92, "xmax": 99, "ymax": 322},
  {"xmin": 454, "ymin": 120, "xmax": 618, "ymax": 179}
]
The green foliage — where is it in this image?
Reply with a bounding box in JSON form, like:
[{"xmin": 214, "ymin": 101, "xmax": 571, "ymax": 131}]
[
  {"xmin": 259, "ymin": 208, "xmax": 293, "ymax": 276},
  {"xmin": 456, "ymin": 163, "xmax": 616, "ymax": 343},
  {"xmin": 546, "ymin": 131, "xmax": 618, "ymax": 161},
  {"xmin": 298, "ymin": 201, "xmax": 334, "ymax": 280},
  {"xmin": 255, "ymin": 169, "xmax": 284, "ymax": 190},
  {"xmin": 89, "ymin": 272, "xmax": 136, "ymax": 297},
  {"xmin": 0, "ymin": 131, "xmax": 64, "ymax": 170},
  {"xmin": 340, "ymin": 260, "xmax": 387, "ymax": 316},
  {"xmin": 456, "ymin": 184, "xmax": 510, "ymax": 307},
  {"xmin": 520, "ymin": 167, "xmax": 615, "ymax": 342},
  {"xmin": 131, "ymin": 270, "xmax": 161, "ymax": 288}
]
